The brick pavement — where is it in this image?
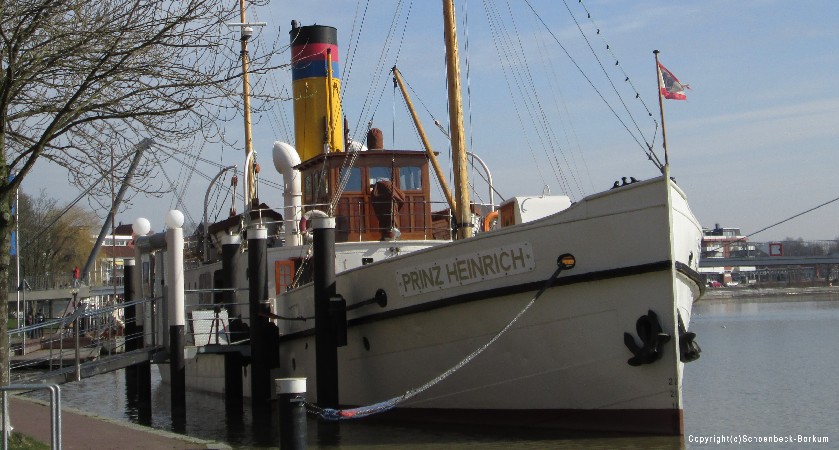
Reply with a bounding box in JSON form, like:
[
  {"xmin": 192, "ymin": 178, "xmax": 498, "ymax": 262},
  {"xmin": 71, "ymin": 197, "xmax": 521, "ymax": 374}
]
[{"xmin": 7, "ymin": 396, "xmax": 231, "ymax": 449}]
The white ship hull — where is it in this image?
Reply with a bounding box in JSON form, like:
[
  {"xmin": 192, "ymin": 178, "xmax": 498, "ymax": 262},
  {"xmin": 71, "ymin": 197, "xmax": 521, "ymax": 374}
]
[{"xmin": 271, "ymin": 174, "xmax": 703, "ymax": 434}]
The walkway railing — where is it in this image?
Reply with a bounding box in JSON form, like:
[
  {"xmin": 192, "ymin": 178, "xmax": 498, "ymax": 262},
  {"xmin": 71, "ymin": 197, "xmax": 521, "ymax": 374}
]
[
  {"xmin": 8, "ymin": 297, "xmax": 150, "ymax": 382},
  {"xmin": 1, "ymin": 384, "xmax": 62, "ymax": 450}
]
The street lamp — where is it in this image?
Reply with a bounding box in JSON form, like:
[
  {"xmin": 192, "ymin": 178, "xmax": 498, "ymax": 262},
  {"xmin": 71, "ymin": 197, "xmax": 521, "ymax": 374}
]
[
  {"xmin": 165, "ymin": 209, "xmax": 186, "ymax": 414},
  {"xmin": 133, "ymin": 217, "xmax": 151, "ymax": 236},
  {"xmin": 165, "ymin": 210, "xmax": 185, "ymax": 229},
  {"xmin": 132, "ymin": 217, "xmax": 151, "ymax": 346}
]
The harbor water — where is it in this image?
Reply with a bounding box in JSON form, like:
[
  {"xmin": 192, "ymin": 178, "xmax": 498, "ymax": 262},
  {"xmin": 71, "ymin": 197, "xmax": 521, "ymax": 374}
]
[{"xmin": 26, "ymin": 293, "xmax": 838, "ymax": 448}]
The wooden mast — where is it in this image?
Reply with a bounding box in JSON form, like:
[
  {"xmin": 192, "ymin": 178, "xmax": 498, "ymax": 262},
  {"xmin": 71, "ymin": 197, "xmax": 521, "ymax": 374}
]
[
  {"xmin": 442, "ymin": 0, "xmax": 473, "ymax": 239},
  {"xmin": 239, "ymin": 0, "xmax": 256, "ymax": 208}
]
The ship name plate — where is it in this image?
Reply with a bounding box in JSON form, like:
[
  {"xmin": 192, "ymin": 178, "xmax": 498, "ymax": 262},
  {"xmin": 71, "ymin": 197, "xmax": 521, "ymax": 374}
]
[{"xmin": 396, "ymin": 242, "xmax": 534, "ymax": 297}]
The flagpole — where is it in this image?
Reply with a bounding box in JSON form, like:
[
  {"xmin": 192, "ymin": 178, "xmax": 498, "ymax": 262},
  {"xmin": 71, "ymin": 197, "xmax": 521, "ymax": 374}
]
[{"xmin": 654, "ymin": 50, "xmax": 669, "ymax": 169}]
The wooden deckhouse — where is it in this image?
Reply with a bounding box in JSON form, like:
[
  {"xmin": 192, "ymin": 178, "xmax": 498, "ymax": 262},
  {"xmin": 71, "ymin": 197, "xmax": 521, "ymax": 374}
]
[{"xmin": 297, "ymin": 149, "xmax": 449, "ymax": 242}]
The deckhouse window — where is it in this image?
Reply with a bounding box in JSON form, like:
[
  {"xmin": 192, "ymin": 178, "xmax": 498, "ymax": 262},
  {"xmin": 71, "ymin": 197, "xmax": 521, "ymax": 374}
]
[
  {"xmin": 304, "ymin": 172, "xmax": 328, "ymax": 204},
  {"xmin": 339, "ymin": 167, "xmax": 362, "ymax": 192},
  {"xmin": 304, "ymin": 174, "xmax": 312, "ymax": 203},
  {"xmin": 369, "ymin": 167, "xmax": 392, "ymax": 187},
  {"xmin": 399, "ymin": 166, "xmax": 422, "ymax": 190}
]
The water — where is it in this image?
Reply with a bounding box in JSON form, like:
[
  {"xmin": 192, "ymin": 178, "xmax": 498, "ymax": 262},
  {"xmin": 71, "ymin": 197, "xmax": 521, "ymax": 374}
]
[
  {"xmin": 682, "ymin": 294, "xmax": 838, "ymax": 448},
  {"xmin": 28, "ymin": 294, "xmax": 839, "ymax": 449}
]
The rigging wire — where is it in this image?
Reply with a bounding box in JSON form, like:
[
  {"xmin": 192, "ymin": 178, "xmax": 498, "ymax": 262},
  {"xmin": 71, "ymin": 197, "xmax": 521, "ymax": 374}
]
[
  {"xmin": 151, "ymin": 152, "xmax": 197, "ymax": 226},
  {"xmin": 489, "ymin": 0, "xmax": 572, "ymax": 197},
  {"xmin": 707, "ymin": 195, "xmax": 839, "ymax": 254},
  {"xmin": 332, "ymin": 2, "xmax": 414, "ymax": 214},
  {"xmin": 347, "ymin": 0, "xmax": 405, "ymax": 145},
  {"xmin": 576, "ymin": 0, "xmax": 659, "ymax": 123},
  {"xmin": 501, "ymin": 0, "xmax": 584, "ymax": 199},
  {"xmin": 531, "ymin": 20, "xmax": 596, "ymax": 194},
  {"xmin": 462, "ymin": 0, "xmax": 486, "ymax": 206},
  {"xmin": 521, "ymin": 0, "xmax": 663, "ymax": 172},
  {"xmin": 331, "ymin": 2, "xmax": 407, "ymax": 207},
  {"xmin": 162, "ymin": 148, "xmax": 284, "ymax": 195},
  {"xmin": 340, "ymin": 0, "xmax": 372, "ymax": 107},
  {"xmin": 479, "ymin": 0, "xmax": 549, "ymax": 192},
  {"xmin": 487, "ymin": 0, "xmax": 573, "ymax": 197},
  {"xmin": 396, "ymin": 70, "xmax": 504, "ymax": 204},
  {"xmin": 560, "ymin": 0, "xmax": 655, "ymax": 159}
]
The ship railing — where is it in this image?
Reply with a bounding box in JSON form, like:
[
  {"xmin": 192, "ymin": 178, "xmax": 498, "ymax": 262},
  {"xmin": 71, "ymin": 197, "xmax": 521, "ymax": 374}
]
[
  {"xmin": 192, "ymin": 199, "xmax": 458, "ymax": 244},
  {"xmin": 182, "ymin": 290, "xmax": 252, "ymax": 347},
  {"xmin": 295, "ymin": 199, "xmax": 460, "ymax": 242},
  {"xmin": 188, "ymin": 198, "xmax": 492, "ymax": 261}
]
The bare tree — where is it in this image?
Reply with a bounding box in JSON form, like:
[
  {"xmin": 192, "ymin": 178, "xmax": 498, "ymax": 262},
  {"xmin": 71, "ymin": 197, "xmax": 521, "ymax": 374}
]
[
  {"xmin": 13, "ymin": 190, "xmax": 97, "ymax": 286},
  {"xmin": 0, "ymin": 0, "xmax": 286, "ymax": 385}
]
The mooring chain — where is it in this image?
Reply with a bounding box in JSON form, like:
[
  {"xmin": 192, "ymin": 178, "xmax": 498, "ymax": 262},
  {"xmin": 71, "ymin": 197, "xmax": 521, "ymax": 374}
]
[{"xmin": 306, "ymin": 254, "xmax": 576, "ymax": 420}]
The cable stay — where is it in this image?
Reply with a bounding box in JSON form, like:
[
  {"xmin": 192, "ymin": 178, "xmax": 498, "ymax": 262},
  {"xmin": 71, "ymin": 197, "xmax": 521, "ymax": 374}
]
[{"xmin": 706, "ymin": 194, "xmax": 839, "ymax": 255}]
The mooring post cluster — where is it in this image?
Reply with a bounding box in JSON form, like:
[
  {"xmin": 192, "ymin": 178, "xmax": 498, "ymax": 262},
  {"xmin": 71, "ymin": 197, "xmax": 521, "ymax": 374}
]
[{"xmin": 124, "ymin": 209, "xmax": 313, "ymax": 447}]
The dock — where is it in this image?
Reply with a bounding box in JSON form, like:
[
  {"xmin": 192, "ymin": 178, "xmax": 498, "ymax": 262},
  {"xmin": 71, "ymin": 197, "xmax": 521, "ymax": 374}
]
[{"xmin": 11, "ymin": 340, "xmax": 101, "ymax": 371}]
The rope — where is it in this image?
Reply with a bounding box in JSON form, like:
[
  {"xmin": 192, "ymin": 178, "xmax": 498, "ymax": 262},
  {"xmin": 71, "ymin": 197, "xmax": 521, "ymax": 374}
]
[{"xmin": 307, "ymin": 262, "xmax": 567, "ymax": 420}]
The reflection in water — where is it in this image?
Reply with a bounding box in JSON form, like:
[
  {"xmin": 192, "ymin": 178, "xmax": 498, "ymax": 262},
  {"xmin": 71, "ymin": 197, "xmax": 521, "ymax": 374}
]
[{"xmin": 26, "ymin": 296, "xmax": 839, "ymax": 449}]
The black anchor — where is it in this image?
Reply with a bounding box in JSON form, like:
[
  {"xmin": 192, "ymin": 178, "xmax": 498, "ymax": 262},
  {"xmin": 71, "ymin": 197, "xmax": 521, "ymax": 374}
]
[
  {"xmin": 678, "ymin": 313, "xmax": 701, "ymax": 363},
  {"xmin": 624, "ymin": 310, "xmax": 671, "ymax": 366}
]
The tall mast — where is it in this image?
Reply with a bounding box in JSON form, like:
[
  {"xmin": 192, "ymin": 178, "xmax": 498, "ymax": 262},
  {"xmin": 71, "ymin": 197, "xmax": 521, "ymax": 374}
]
[
  {"xmin": 239, "ymin": 0, "xmax": 256, "ymax": 209},
  {"xmin": 653, "ymin": 50, "xmax": 670, "ymax": 169},
  {"xmin": 442, "ymin": 0, "xmax": 472, "ymax": 239}
]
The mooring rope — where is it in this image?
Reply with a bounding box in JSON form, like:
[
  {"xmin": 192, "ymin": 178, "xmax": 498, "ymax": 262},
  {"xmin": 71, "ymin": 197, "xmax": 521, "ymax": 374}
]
[{"xmin": 306, "ymin": 263, "xmax": 566, "ymax": 420}]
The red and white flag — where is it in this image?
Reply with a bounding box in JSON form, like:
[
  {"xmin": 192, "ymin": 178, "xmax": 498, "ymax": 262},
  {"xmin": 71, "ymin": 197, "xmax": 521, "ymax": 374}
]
[{"xmin": 658, "ymin": 62, "xmax": 690, "ymax": 100}]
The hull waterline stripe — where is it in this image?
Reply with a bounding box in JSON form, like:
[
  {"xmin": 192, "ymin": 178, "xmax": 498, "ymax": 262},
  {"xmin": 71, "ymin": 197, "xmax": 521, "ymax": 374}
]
[
  {"xmin": 279, "ymin": 259, "xmax": 699, "ymax": 342},
  {"xmin": 363, "ymin": 406, "xmax": 684, "ymax": 436}
]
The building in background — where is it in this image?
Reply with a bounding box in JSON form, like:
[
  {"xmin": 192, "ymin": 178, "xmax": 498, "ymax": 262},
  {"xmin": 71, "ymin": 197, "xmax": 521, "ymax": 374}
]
[{"xmin": 700, "ymin": 224, "xmax": 756, "ymax": 286}]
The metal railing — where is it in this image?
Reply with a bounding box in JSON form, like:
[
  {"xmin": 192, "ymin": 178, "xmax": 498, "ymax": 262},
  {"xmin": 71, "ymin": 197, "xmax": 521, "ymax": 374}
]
[
  {"xmin": 703, "ymin": 240, "xmax": 839, "ymax": 260},
  {"xmin": 1, "ymin": 384, "xmax": 62, "ymax": 450},
  {"xmin": 183, "ymin": 294, "xmax": 253, "ymax": 347},
  {"xmin": 8, "ymin": 297, "xmax": 152, "ymax": 382}
]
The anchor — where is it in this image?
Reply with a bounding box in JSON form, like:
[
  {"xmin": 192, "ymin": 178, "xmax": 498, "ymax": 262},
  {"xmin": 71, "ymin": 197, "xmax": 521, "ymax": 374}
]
[
  {"xmin": 678, "ymin": 313, "xmax": 701, "ymax": 363},
  {"xmin": 623, "ymin": 310, "xmax": 671, "ymax": 366}
]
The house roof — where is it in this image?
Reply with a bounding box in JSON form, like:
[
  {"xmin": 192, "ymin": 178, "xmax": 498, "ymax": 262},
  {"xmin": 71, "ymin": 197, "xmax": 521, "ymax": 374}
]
[
  {"xmin": 98, "ymin": 244, "xmax": 135, "ymax": 259},
  {"xmin": 113, "ymin": 222, "xmax": 134, "ymax": 237}
]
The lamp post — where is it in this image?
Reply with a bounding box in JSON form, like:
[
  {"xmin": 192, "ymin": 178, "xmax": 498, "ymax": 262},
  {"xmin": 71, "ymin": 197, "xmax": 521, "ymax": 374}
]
[
  {"xmin": 165, "ymin": 210, "xmax": 186, "ymax": 417},
  {"xmin": 72, "ymin": 289, "xmax": 80, "ymax": 381},
  {"xmin": 132, "ymin": 217, "xmax": 151, "ymax": 344},
  {"xmin": 132, "ymin": 217, "xmax": 153, "ymax": 408}
]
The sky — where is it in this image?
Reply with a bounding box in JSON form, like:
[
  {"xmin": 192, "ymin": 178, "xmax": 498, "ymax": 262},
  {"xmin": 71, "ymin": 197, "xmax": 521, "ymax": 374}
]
[{"xmin": 22, "ymin": 0, "xmax": 839, "ymax": 242}]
